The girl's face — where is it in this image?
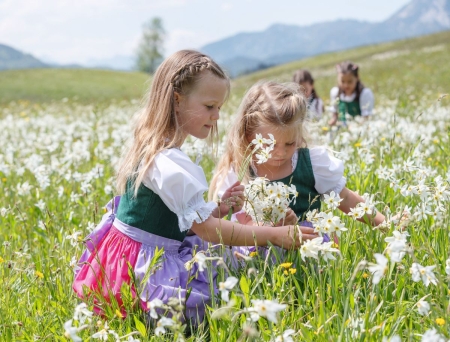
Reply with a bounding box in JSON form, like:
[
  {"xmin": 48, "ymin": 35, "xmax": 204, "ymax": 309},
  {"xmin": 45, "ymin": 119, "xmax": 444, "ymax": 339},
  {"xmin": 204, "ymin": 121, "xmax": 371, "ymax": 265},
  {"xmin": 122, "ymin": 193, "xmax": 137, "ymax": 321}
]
[
  {"xmin": 175, "ymin": 72, "xmax": 228, "ymax": 141},
  {"xmin": 338, "ymin": 72, "xmax": 358, "ymax": 96},
  {"xmin": 300, "ymin": 81, "xmax": 313, "ymax": 98},
  {"xmin": 249, "ymin": 124, "xmax": 298, "ymax": 169}
]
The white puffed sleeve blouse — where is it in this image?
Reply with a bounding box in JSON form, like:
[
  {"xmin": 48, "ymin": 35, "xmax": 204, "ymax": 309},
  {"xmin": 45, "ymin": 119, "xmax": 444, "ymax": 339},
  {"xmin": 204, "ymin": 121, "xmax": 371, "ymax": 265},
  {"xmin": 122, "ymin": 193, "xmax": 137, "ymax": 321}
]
[
  {"xmin": 142, "ymin": 148, "xmax": 217, "ymax": 232},
  {"xmin": 218, "ymin": 146, "xmax": 346, "ymax": 197}
]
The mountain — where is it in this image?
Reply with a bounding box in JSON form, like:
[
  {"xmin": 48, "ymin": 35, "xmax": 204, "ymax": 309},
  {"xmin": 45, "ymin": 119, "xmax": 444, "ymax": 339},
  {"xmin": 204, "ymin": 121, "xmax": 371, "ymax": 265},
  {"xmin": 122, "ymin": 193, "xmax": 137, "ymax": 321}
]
[
  {"xmin": 0, "ymin": 44, "xmax": 48, "ymax": 70},
  {"xmin": 202, "ymin": 0, "xmax": 450, "ymax": 77}
]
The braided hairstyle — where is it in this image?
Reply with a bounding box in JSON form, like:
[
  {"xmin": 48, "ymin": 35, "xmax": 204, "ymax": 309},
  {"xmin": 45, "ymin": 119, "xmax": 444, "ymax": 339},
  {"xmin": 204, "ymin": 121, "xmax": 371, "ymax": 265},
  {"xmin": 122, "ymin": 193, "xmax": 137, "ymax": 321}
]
[
  {"xmin": 336, "ymin": 61, "xmax": 365, "ymax": 101},
  {"xmin": 117, "ymin": 50, "xmax": 230, "ymax": 194}
]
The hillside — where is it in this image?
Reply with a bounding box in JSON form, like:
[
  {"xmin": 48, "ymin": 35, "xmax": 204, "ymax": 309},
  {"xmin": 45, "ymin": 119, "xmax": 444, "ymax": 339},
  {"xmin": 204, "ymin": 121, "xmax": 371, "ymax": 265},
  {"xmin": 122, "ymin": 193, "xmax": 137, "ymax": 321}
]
[
  {"xmin": 203, "ymin": 0, "xmax": 450, "ymax": 76},
  {"xmin": 0, "ymin": 69, "xmax": 149, "ymax": 104},
  {"xmin": 231, "ymin": 30, "xmax": 450, "ymax": 108},
  {"xmin": 0, "ymin": 44, "xmax": 48, "ymax": 70},
  {"xmin": 0, "ymin": 31, "xmax": 448, "ymax": 106}
]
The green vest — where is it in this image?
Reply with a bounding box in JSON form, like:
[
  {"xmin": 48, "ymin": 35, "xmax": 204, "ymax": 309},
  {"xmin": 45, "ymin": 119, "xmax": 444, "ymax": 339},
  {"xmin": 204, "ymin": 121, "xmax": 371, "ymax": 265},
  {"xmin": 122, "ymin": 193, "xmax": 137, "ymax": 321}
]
[
  {"xmin": 338, "ymin": 98, "xmax": 361, "ymax": 121},
  {"xmin": 116, "ymin": 181, "xmax": 186, "ymax": 242},
  {"xmin": 268, "ymin": 148, "xmax": 321, "ymax": 221}
]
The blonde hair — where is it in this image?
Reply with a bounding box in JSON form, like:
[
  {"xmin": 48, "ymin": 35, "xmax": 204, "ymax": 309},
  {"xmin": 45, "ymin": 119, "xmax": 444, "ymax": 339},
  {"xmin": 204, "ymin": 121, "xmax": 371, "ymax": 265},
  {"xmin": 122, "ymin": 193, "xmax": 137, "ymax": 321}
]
[
  {"xmin": 116, "ymin": 50, "xmax": 230, "ymax": 194},
  {"xmin": 209, "ymin": 81, "xmax": 308, "ymax": 200}
]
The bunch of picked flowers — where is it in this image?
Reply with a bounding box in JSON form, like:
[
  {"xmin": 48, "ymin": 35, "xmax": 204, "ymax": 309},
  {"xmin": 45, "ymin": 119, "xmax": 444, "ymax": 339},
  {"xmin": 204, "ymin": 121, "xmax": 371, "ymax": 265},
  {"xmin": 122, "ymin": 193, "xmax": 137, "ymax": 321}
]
[
  {"xmin": 244, "ymin": 177, "xmax": 298, "ymax": 225},
  {"xmin": 239, "ymin": 133, "xmax": 299, "ymax": 225}
]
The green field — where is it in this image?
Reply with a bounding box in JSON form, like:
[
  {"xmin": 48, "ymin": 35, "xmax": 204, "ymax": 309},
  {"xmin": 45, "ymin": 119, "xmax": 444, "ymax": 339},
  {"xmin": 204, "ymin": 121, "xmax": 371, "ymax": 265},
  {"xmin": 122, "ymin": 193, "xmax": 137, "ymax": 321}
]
[
  {"xmin": 0, "ymin": 31, "xmax": 449, "ymax": 341},
  {"xmin": 233, "ymin": 30, "xmax": 450, "ymax": 104},
  {"xmin": 1, "ymin": 30, "xmax": 449, "ymax": 107},
  {"xmin": 0, "ymin": 68, "xmax": 149, "ymax": 104}
]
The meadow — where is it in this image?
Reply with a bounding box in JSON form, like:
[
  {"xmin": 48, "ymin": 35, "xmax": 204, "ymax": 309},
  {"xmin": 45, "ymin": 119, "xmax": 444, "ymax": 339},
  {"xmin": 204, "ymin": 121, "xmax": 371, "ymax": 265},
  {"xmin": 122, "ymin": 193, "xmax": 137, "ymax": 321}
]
[{"xmin": 0, "ymin": 31, "xmax": 450, "ymax": 341}]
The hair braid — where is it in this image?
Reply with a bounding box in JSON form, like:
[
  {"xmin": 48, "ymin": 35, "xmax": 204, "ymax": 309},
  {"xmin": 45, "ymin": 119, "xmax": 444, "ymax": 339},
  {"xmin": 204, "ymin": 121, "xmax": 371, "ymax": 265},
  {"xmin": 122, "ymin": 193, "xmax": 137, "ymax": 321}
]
[{"xmin": 171, "ymin": 57, "xmax": 213, "ymax": 92}]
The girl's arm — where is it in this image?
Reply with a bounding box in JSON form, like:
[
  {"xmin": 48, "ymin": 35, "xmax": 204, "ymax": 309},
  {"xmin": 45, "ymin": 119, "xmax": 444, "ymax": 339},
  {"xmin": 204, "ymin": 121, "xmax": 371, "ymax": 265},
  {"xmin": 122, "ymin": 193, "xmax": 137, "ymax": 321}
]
[
  {"xmin": 328, "ymin": 113, "xmax": 338, "ymax": 126},
  {"xmin": 338, "ymin": 187, "xmax": 385, "ymax": 226},
  {"xmin": 190, "ymin": 216, "xmax": 318, "ymax": 250},
  {"xmin": 235, "ymin": 210, "xmax": 298, "ymax": 227}
]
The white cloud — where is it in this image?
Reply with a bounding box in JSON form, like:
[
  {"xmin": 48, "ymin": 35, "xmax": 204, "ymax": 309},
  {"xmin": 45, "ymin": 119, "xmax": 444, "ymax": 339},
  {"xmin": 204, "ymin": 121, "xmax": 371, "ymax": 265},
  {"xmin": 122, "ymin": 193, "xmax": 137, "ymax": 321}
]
[
  {"xmin": 0, "ymin": 0, "xmax": 413, "ymax": 65},
  {"xmin": 221, "ymin": 2, "xmax": 233, "ymax": 11}
]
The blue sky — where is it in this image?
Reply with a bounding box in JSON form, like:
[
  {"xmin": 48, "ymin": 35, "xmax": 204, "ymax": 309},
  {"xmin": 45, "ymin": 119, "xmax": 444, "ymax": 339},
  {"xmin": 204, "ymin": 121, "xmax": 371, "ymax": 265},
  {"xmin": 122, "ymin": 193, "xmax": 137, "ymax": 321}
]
[{"xmin": 0, "ymin": 0, "xmax": 411, "ymax": 65}]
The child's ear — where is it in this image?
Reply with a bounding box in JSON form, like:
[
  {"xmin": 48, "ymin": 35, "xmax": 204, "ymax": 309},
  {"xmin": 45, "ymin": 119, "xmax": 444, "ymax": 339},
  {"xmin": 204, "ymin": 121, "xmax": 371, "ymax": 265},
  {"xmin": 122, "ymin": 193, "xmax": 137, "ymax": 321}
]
[{"xmin": 173, "ymin": 92, "xmax": 182, "ymax": 111}]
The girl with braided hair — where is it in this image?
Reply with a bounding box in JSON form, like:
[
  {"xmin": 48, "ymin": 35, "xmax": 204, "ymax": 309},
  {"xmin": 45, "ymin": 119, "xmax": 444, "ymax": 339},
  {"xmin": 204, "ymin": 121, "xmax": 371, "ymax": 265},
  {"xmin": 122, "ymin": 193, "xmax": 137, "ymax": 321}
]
[
  {"xmin": 73, "ymin": 50, "xmax": 318, "ymax": 323},
  {"xmin": 329, "ymin": 61, "xmax": 374, "ymax": 126}
]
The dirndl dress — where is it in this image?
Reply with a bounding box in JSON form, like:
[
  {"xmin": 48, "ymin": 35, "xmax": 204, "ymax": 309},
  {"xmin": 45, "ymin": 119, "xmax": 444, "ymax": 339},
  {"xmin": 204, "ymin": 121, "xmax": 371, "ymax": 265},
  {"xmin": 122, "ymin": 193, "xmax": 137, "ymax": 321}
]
[
  {"xmin": 73, "ymin": 149, "xmax": 220, "ymax": 322},
  {"xmin": 73, "ymin": 197, "xmax": 217, "ymax": 322},
  {"xmin": 218, "ymin": 147, "xmax": 346, "ymax": 260}
]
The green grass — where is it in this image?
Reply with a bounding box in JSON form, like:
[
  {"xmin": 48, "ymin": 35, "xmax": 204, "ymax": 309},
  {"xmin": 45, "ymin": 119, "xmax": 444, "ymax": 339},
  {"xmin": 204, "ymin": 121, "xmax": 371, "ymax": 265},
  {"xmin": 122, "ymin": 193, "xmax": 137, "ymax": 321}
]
[
  {"xmin": 233, "ymin": 30, "xmax": 450, "ymax": 107},
  {"xmin": 0, "ymin": 31, "xmax": 450, "ymax": 341},
  {"xmin": 0, "ymin": 68, "xmax": 150, "ymax": 104},
  {"xmin": 1, "ymin": 31, "xmax": 449, "ymax": 108}
]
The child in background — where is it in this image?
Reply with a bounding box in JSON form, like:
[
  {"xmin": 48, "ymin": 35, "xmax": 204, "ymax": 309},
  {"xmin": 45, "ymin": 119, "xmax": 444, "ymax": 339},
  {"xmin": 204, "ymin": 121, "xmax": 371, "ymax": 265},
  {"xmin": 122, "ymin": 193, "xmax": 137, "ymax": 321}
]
[
  {"xmin": 293, "ymin": 69, "xmax": 323, "ymax": 119},
  {"xmin": 73, "ymin": 51, "xmax": 318, "ymax": 323},
  {"xmin": 329, "ymin": 61, "xmax": 374, "ymax": 126},
  {"xmin": 210, "ymin": 81, "xmax": 385, "ymax": 232}
]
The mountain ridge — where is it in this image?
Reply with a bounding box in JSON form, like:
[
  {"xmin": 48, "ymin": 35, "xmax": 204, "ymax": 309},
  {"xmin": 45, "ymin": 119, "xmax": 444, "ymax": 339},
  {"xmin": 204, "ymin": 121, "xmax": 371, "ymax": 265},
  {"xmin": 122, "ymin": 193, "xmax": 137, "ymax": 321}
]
[{"xmin": 202, "ymin": 0, "xmax": 450, "ymax": 76}]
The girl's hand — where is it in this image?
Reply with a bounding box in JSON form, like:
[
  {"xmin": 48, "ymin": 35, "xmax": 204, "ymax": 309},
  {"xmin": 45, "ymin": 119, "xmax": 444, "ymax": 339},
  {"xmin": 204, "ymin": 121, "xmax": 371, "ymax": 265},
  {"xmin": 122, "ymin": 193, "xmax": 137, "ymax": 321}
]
[
  {"xmin": 274, "ymin": 209, "xmax": 298, "ymax": 226},
  {"xmin": 220, "ymin": 181, "xmax": 245, "ymax": 214},
  {"xmin": 275, "ymin": 224, "xmax": 319, "ymax": 249},
  {"xmin": 328, "ymin": 113, "xmax": 338, "ymax": 126}
]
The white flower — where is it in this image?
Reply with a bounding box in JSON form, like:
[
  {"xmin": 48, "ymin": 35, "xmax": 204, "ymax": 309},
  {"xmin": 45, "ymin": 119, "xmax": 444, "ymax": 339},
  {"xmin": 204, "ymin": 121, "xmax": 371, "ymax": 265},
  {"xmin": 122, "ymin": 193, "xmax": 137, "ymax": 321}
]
[
  {"xmin": 319, "ymin": 241, "xmax": 340, "ymax": 262},
  {"xmin": 413, "ymin": 203, "xmax": 433, "ymax": 221},
  {"xmin": 244, "ymin": 178, "xmax": 297, "ymax": 224},
  {"xmin": 155, "ymin": 317, "xmax": 175, "ymax": 336},
  {"xmin": 147, "ymin": 298, "xmax": 164, "ymax": 319},
  {"xmin": 73, "ymin": 303, "xmax": 93, "ymax": 324},
  {"xmin": 66, "ymin": 231, "xmax": 83, "ymax": 247},
  {"xmin": 385, "ymin": 231, "xmax": 409, "ymax": 263},
  {"xmin": 255, "ymin": 145, "xmax": 274, "ymax": 164},
  {"xmin": 104, "ymin": 185, "xmax": 113, "ymax": 195},
  {"xmin": 126, "ymin": 336, "xmax": 140, "ymax": 342},
  {"xmin": 446, "ymin": 258, "xmax": 450, "ymax": 276},
  {"xmin": 248, "ymin": 299, "xmax": 287, "ymax": 324},
  {"xmin": 35, "ymin": 199, "xmax": 46, "ymax": 211},
  {"xmin": 368, "ymin": 253, "xmax": 388, "ymax": 285},
  {"xmin": 323, "ymin": 191, "xmax": 343, "ymax": 210},
  {"xmin": 330, "ymin": 216, "xmax": 348, "ymax": 237},
  {"xmin": 17, "ymin": 181, "xmax": 33, "ymax": 196},
  {"xmin": 410, "ymin": 263, "xmax": 438, "ymax": 287},
  {"xmin": 348, "ymin": 206, "xmax": 364, "ymax": 219},
  {"xmin": 58, "ymin": 185, "xmax": 65, "ymax": 198},
  {"xmin": 218, "ymin": 276, "xmax": 238, "ymax": 302},
  {"xmin": 275, "ymin": 329, "xmax": 296, "ymax": 342},
  {"xmin": 64, "ymin": 320, "xmax": 82, "ymax": 342},
  {"xmin": 92, "ymin": 329, "xmax": 108, "ymax": 340},
  {"xmin": 92, "ymin": 322, "xmax": 115, "ymax": 341},
  {"xmin": 299, "ymin": 237, "xmax": 322, "ymax": 261},
  {"xmin": 416, "ymin": 300, "xmax": 430, "ymax": 316},
  {"xmin": 70, "ymin": 256, "xmax": 81, "ymax": 272},
  {"xmin": 251, "ymin": 133, "xmax": 265, "ymax": 150},
  {"xmin": 384, "ymin": 336, "xmax": 401, "ymax": 342},
  {"xmin": 421, "ymin": 328, "xmax": 447, "ymax": 342},
  {"xmin": 386, "ymin": 240, "xmax": 407, "ymax": 263},
  {"xmin": 194, "ymin": 252, "xmax": 207, "ymax": 272},
  {"xmin": 385, "ymin": 230, "xmax": 409, "ymax": 244},
  {"xmin": 1, "ymin": 207, "xmax": 9, "ymax": 217}
]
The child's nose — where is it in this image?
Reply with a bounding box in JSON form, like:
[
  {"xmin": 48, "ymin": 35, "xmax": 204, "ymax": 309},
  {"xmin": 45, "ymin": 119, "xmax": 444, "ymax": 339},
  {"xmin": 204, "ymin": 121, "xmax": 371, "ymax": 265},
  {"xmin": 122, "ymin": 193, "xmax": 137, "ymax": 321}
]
[{"xmin": 210, "ymin": 109, "xmax": 220, "ymax": 121}]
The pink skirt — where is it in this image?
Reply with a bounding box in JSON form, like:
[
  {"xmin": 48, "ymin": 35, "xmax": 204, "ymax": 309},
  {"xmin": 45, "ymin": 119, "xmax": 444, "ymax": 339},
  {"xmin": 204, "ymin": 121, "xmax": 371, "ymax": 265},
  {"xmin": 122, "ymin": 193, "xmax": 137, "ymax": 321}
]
[{"xmin": 73, "ymin": 197, "xmax": 217, "ymax": 322}]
